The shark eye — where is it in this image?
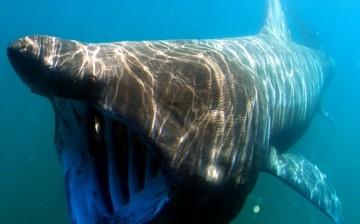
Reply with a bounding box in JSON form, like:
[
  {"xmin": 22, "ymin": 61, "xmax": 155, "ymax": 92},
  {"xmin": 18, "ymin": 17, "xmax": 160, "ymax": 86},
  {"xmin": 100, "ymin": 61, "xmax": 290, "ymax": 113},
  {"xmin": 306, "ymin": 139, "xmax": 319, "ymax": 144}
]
[{"xmin": 84, "ymin": 74, "xmax": 98, "ymax": 87}]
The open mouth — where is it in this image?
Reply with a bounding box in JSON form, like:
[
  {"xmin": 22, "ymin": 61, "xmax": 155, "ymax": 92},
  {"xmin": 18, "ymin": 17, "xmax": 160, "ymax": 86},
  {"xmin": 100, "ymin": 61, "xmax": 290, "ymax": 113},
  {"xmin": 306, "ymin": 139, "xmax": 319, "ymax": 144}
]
[{"xmin": 53, "ymin": 98, "xmax": 169, "ymax": 223}]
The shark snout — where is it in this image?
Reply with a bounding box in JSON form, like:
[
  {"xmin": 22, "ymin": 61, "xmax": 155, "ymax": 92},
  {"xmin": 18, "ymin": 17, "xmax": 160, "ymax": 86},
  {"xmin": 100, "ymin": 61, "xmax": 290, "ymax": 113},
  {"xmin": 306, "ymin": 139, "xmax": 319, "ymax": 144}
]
[
  {"xmin": 7, "ymin": 36, "xmax": 44, "ymax": 87},
  {"xmin": 7, "ymin": 36, "xmax": 48, "ymax": 68},
  {"xmin": 8, "ymin": 36, "xmax": 40, "ymax": 54},
  {"xmin": 7, "ymin": 35, "xmax": 59, "ymax": 72},
  {"xmin": 8, "ymin": 35, "xmax": 107, "ymax": 101},
  {"xmin": 7, "ymin": 35, "xmax": 65, "ymax": 97}
]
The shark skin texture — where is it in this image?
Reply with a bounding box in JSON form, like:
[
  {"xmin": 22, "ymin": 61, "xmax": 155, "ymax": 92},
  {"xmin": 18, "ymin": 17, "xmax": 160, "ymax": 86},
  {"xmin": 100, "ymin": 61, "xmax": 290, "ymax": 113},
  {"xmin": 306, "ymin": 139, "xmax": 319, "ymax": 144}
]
[{"xmin": 7, "ymin": 0, "xmax": 344, "ymax": 223}]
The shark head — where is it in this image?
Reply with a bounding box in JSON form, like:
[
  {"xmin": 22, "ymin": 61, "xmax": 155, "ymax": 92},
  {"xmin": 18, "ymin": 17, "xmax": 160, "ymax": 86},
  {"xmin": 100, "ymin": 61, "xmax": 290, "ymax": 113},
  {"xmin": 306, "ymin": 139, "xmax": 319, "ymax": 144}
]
[
  {"xmin": 7, "ymin": 36, "xmax": 104, "ymax": 100},
  {"xmin": 8, "ymin": 34, "xmax": 265, "ymax": 223}
]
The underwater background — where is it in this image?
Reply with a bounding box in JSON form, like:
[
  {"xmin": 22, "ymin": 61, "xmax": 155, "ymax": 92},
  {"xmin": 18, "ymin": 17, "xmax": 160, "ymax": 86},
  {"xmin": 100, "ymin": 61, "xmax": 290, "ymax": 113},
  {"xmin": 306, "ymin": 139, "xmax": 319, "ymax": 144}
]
[{"xmin": 0, "ymin": 0, "xmax": 359, "ymax": 223}]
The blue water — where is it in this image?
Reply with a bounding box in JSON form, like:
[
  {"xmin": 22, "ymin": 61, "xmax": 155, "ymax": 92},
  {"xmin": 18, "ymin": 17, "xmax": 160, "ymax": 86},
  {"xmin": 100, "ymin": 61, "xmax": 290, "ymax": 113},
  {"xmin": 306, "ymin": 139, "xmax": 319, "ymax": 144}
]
[{"xmin": 1, "ymin": 0, "xmax": 359, "ymax": 223}]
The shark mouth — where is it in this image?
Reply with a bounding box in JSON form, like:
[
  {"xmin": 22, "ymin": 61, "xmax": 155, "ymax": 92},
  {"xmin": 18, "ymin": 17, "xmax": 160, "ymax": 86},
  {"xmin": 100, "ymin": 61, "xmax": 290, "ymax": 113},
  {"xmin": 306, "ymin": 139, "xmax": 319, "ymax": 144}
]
[{"xmin": 53, "ymin": 98, "xmax": 169, "ymax": 224}]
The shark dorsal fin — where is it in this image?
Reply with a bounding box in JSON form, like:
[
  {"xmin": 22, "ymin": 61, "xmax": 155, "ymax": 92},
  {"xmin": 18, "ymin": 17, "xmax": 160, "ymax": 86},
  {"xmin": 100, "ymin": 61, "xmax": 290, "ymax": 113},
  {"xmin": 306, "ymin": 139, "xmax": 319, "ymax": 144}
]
[{"xmin": 260, "ymin": 0, "xmax": 290, "ymax": 40}]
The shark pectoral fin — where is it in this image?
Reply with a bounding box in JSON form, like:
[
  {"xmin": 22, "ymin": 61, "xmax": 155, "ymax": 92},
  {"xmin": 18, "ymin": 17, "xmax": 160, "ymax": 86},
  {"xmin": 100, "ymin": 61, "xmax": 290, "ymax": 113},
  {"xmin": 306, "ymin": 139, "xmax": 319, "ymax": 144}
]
[{"xmin": 263, "ymin": 147, "xmax": 344, "ymax": 224}]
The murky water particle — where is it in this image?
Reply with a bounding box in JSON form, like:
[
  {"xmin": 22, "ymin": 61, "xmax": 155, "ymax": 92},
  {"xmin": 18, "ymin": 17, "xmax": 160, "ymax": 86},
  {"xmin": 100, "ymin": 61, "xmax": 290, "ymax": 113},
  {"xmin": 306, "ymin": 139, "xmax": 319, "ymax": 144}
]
[{"xmin": 253, "ymin": 205, "xmax": 261, "ymax": 214}]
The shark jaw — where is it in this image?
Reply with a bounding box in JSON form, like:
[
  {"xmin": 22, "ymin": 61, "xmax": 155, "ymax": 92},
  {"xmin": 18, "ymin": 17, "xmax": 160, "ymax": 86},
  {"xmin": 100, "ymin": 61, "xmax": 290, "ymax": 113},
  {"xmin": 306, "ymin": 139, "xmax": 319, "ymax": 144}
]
[
  {"xmin": 53, "ymin": 98, "xmax": 169, "ymax": 223},
  {"xmin": 54, "ymin": 97, "xmax": 256, "ymax": 224}
]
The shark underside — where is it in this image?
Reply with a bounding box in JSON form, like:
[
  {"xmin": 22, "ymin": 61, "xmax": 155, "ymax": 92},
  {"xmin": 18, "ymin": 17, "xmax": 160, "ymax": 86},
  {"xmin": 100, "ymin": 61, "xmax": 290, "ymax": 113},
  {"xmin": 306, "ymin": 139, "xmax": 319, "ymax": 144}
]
[{"xmin": 7, "ymin": 0, "xmax": 344, "ymax": 223}]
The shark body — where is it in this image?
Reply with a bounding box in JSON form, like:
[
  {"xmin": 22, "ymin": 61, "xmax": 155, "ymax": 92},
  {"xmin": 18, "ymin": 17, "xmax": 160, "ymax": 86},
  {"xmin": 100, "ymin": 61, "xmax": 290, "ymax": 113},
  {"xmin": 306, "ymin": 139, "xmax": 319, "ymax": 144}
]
[{"xmin": 7, "ymin": 0, "xmax": 344, "ymax": 223}]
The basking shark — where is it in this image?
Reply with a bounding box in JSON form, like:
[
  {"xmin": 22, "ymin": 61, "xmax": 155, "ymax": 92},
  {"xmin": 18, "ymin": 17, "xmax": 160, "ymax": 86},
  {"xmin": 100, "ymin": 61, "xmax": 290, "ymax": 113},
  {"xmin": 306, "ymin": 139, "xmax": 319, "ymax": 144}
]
[{"xmin": 7, "ymin": 0, "xmax": 344, "ymax": 223}]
